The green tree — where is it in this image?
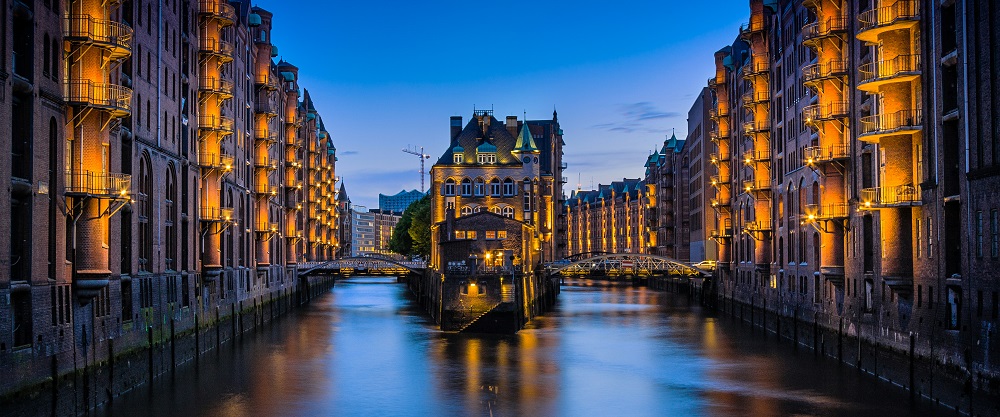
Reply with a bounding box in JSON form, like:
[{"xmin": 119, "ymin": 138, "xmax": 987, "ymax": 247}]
[
  {"xmin": 407, "ymin": 194, "xmax": 432, "ymax": 258},
  {"xmin": 388, "ymin": 208, "xmax": 414, "ymax": 256}
]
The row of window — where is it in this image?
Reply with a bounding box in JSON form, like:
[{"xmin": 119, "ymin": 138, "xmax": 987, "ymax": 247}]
[
  {"xmin": 443, "ymin": 177, "xmax": 528, "ymax": 197},
  {"xmin": 454, "ymin": 230, "xmax": 509, "ymax": 240},
  {"xmin": 458, "ymin": 205, "xmax": 516, "ymax": 218}
]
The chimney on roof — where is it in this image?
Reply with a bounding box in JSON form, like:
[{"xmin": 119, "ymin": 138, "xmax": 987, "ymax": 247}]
[
  {"xmin": 450, "ymin": 116, "xmax": 462, "ymax": 140},
  {"xmin": 506, "ymin": 116, "xmax": 518, "ymax": 136}
]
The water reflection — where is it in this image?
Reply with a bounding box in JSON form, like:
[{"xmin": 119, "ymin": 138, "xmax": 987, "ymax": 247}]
[{"xmin": 99, "ymin": 277, "xmax": 945, "ymax": 417}]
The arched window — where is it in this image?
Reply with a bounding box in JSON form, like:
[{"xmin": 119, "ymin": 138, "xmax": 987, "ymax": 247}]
[
  {"xmin": 502, "ymin": 206, "xmax": 514, "ymax": 218},
  {"xmin": 138, "ymin": 153, "xmax": 152, "ymax": 273},
  {"xmin": 473, "ymin": 205, "xmax": 484, "ymax": 213},
  {"xmin": 461, "ymin": 178, "xmax": 472, "ymax": 196},
  {"xmin": 460, "ymin": 205, "xmax": 473, "ymax": 216},
  {"xmin": 473, "ymin": 178, "xmax": 485, "ymax": 196},
  {"xmin": 490, "ymin": 206, "xmax": 502, "ymax": 214},
  {"xmin": 443, "ymin": 178, "xmax": 456, "ymax": 196},
  {"xmin": 165, "ymin": 164, "xmax": 177, "ymax": 271},
  {"xmin": 503, "ymin": 178, "xmax": 515, "ymax": 196},
  {"xmin": 489, "ymin": 178, "xmax": 501, "ymax": 196}
]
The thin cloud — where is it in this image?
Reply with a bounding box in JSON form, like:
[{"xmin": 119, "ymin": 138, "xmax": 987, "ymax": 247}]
[
  {"xmin": 339, "ymin": 150, "xmax": 360, "ymax": 156},
  {"xmin": 591, "ymin": 102, "xmax": 679, "ymax": 133}
]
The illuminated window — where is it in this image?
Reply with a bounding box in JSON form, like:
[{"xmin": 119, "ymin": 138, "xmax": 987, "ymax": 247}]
[
  {"xmin": 474, "ymin": 178, "xmax": 485, "ymax": 196},
  {"xmin": 485, "ymin": 231, "xmax": 496, "ymax": 239},
  {"xmin": 461, "ymin": 178, "xmax": 472, "ymax": 196},
  {"xmin": 497, "ymin": 230, "xmax": 507, "ymax": 239},
  {"xmin": 454, "ymin": 231, "xmax": 466, "ymax": 239},
  {"xmin": 503, "ymin": 178, "xmax": 515, "ymax": 196},
  {"xmin": 467, "ymin": 231, "xmax": 476, "ymax": 239},
  {"xmin": 444, "ymin": 178, "xmax": 456, "ymax": 196},
  {"xmin": 502, "ymin": 206, "xmax": 514, "ymax": 218},
  {"xmin": 460, "ymin": 206, "xmax": 473, "ymax": 216},
  {"xmin": 453, "ymin": 153, "xmax": 463, "ymax": 164}
]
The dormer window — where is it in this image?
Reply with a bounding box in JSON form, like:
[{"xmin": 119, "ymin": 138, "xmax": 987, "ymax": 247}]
[
  {"xmin": 454, "ymin": 153, "xmax": 463, "ymax": 164},
  {"xmin": 477, "ymin": 152, "xmax": 496, "ymax": 164}
]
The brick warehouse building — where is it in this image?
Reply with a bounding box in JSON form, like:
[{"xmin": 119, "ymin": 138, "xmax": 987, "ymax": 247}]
[
  {"xmin": 0, "ymin": 0, "xmax": 339, "ymax": 402},
  {"xmin": 702, "ymin": 0, "xmax": 1000, "ymax": 392}
]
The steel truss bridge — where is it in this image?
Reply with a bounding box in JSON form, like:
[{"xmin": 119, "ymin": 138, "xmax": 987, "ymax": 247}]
[
  {"xmin": 547, "ymin": 254, "xmax": 708, "ymax": 278},
  {"xmin": 299, "ymin": 256, "xmax": 427, "ymax": 277}
]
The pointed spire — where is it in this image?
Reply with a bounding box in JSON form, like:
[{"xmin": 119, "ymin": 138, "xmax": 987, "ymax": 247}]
[{"xmin": 514, "ymin": 118, "xmax": 539, "ymax": 153}]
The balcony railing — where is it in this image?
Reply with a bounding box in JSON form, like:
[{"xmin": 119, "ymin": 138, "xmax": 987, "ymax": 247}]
[
  {"xmin": 64, "ymin": 14, "xmax": 133, "ymax": 60},
  {"xmin": 743, "ymin": 120, "xmax": 771, "ymax": 134},
  {"xmin": 255, "ymin": 132, "xmax": 278, "ymax": 144},
  {"xmin": 709, "ymin": 106, "xmax": 729, "ymax": 120},
  {"xmin": 710, "ymin": 150, "xmax": 730, "ymax": 165},
  {"xmin": 255, "ymin": 72, "xmax": 280, "ymax": 90},
  {"xmin": 710, "ymin": 198, "xmax": 732, "ymax": 213},
  {"xmin": 743, "ymin": 178, "xmax": 772, "ymax": 193},
  {"xmin": 198, "ymin": 37, "xmax": 234, "ymax": 62},
  {"xmin": 198, "ymin": 0, "xmax": 236, "ymax": 24},
  {"xmin": 254, "ymin": 155, "xmax": 277, "ymax": 170},
  {"xmin": 858, "ymin": 54, "xmax": 921, "ymax": 89},
  {"xmin": 255, "ymin": 97, "xmax": 278, "ymax": 116},
  {"xmin": 255, "ymin": 183, "xmax": 278, "ymax": 197},
  {"xmin": 743, "ymin": 149, "xmax": 771, "ymax": 164},
  {"xmin": 742, "ymin": 90, "xmax": 770, "ymax": 106},
  {"xmin": 739, "ymin": 17, "xmax": 766, "ymax": 38},
  {"xmin": 859, "ymin": 108, "xmax": 923, "ymax": 140},
  {"xmin": 802, "ymin": 60, "xmax": 848, "ymax": 84},
  {"xmin": 804, "ymin": 203, "xmax": 850, "ymax": 220},
  {"xmin": 744, "ymin": 221, "xmax": 771, "ymax": 232},
  {"xmin": 860, "ymin": 185, "xmax": 921, "ymax": 208},
  {"xmin": 198, "ymin": 115, "xmax": 234, "ymax": 134},
  {"xmin": 256, "ymin": 221, "xmax": 280, "ymax": 234},
  {"xmin": 710, "ymin": 174, "xmax": 731, "ymax": 187},
  {"xmin": 198, "ymin": 76, "xmax": 233, "ymax": 98},
  {"xmin": 65, "ymin": 171, "xmax": 130, "ymax": 198},
  {"xmin": 802, "ymin": 17, "xmax": 849, "ymax": 44},
  {"xmin": 858, "ymin": 0, "xmax": 919, "ymax": 43},
  {"xmin": 803, "ymin": 101, "xmax": 849, "ymax": 125},
  {"xmin": 711, "ymin": 221, "xmax": 734, "ymax": 238},
  {"xmin": 64, "ymin": 80, "xmax": 132, "ymax": 117},
  {"xmin": 199, "ymin": 206, "xmax": 234, "ymax": 222},
  {"xmin": 804, "ymin": 144, "xmax": 850, "ymax": 164},
  {"xmin": 742, "ymin": 55, "xmax": 770, "ymax": 78},
  {"xmin": 198, "ymin": 151, "xmax": 234, "ymax": 172}
]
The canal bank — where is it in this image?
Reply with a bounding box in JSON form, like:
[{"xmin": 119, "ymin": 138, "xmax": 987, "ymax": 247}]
[
  {"xmin": 658, "ymin": 275, "xmax": 1000, "ymax": 417},
  {"xmin": 0, "ymin": 273, "xmax": 335, "ymax": 417}
]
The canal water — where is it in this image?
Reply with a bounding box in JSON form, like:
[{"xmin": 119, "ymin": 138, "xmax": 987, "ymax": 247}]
[{"xmin": 98, "ymin": 276, "xmax": 949, "ymax": 417}]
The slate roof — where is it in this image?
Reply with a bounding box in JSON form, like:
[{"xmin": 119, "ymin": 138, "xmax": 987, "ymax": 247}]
[
  {"xmin": 436, "ymin": 114, "xmax": 522, "ymax": 166},
  {"xmin": 565, "ymin": 178, "xmax": 645, "ymax": 209}
]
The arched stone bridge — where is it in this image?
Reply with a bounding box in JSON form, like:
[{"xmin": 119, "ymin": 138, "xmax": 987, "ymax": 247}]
[
  {"xmin": 299, "ymin": 256, "xmax": 427, "ymax": 277},
  {"xmin": 547, "ymin": 254, "xmax": 708, "ymax": 278}
]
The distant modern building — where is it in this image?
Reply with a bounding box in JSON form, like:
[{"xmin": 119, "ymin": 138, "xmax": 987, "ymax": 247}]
[
  {"xmin": 350, "ymin": 205, "xmax": 401, "ymax": 258},
  {"xmin": 379, "ymin": 189, "xmax": 425, "ymax": 213}
]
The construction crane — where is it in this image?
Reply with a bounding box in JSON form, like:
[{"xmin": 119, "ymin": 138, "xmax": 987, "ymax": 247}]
[{"xmin": 401, "ymin": 145, "xmax": 431, "ymax": 193}]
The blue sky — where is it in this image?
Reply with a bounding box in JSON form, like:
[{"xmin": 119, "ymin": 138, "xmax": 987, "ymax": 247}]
[{"xmin": 264, "ymin": 0, "xmax": 749, "ymax": 207}]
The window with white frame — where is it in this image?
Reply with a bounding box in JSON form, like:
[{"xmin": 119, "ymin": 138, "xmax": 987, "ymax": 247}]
[
  {"xmin": 503, "ymin": 178, "xmax": 515, "ymax": 196},
  {"xmin": 490, "ymin": 178, "xmax": 501, "ymax": 196},
  {"xmin": 502, "ymin": 206, "xmax": 514, "ymax": 218},
  {"xmin": 460, "ymin": 205, "xmax": 473, "ymax": 216},
  {"xmin": 461, "ymin": 178, "xmax": 472, "ymax": 196},
  {"xmin": 444, "ymin": 178, "xmax": 456, "ymax": 196},
  {"xmin": 474, "ymin": 178, "xmax": 485, "ymax": 196},
  {"xmin": 453, "ymin": 153, "xmax": 463, "ymax": 164}
]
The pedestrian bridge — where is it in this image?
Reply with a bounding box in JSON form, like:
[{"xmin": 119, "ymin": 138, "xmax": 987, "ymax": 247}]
[
  {"xmin": 298, "ymin": 257, "xmax": 427, "ymax": 277},
  {"xmin": 546, "ymin": 254, "xmax": 708, "ymax": 278}
]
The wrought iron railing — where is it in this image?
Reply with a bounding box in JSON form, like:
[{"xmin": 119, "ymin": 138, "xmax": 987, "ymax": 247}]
[
  {"xmin": 858, "ymin": 54, "xmax": 920, "ymax": 85},
  {"xmin": 860, "ymin": 185, "xmax": 921, "ymax": 208},
  {"xmin": 64, "ymin": 80, "xmax": 132, "ymax": 115},
  {"xmin": 859, "ymin": 108, "xmax": 923, "ymax": 137},
  {"xmin": 65, "ymin": 171, "xmax": 130, "ymax": 198},
  {"xmin": 64, "ymin": 14, "xmax": 133, "ymax": 57}
]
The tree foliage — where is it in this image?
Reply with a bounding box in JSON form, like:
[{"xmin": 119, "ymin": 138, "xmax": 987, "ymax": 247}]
[
  {"xmin": 388, "ymin": 194, "xmax": 431, "ymax": 258},
  {"xmin": 388, "ymin": 208, "xmax": 414, "ymax": 256},
  {"xmin": 407, "ymin": 195, "xmax": 432, "ymax": 258}
]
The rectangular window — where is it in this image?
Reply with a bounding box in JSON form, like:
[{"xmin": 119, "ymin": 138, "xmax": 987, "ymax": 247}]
[
  {"xmin": 947, "ymin": 286, "xmax": 961, "ymax": 329},
  {"xmin": 917, "ymin": 285, "xmax": 923, "ymax": 308},
  {"xmin": 485, "ymin": 231, "xmax": 496, "ymax": 240},
  {"xmin": 497, "ymin": 230, "xmax": 507, "ymax": 239},
  {"xmin": 927, "ymin": 217, "xmax": 933, "ymax": 257},
  {"xmin": 915, "ymin": 218, "xmax": 921, "ymax": 257},
  {"xmin": 992, "ymin": 210, "xmax": 998, "ymax": 257},
  {"xmin": 454, "ymin": 231, "xmax": 465, "ymax": 239},
  {"xmin": 977, "ymin": 211, "xmax": 984, "ymax": 257},
  {"xmin": 466, "ymin": 231, "xmax": 476, "ymax": 239},
  {"xmin": 121, "ymin": 279, "xmax": 133, "ymax": 321}
]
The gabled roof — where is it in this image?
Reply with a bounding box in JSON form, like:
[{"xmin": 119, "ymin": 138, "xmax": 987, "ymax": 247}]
[{"xmin": 435, "ymin": 114, "xmax": 521, "ymax": 166}]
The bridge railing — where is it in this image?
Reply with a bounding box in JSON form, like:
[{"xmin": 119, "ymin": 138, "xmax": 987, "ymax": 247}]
[{"xmin": 446, "ymin": 265, "xmax": 523, "ymax": 276}]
